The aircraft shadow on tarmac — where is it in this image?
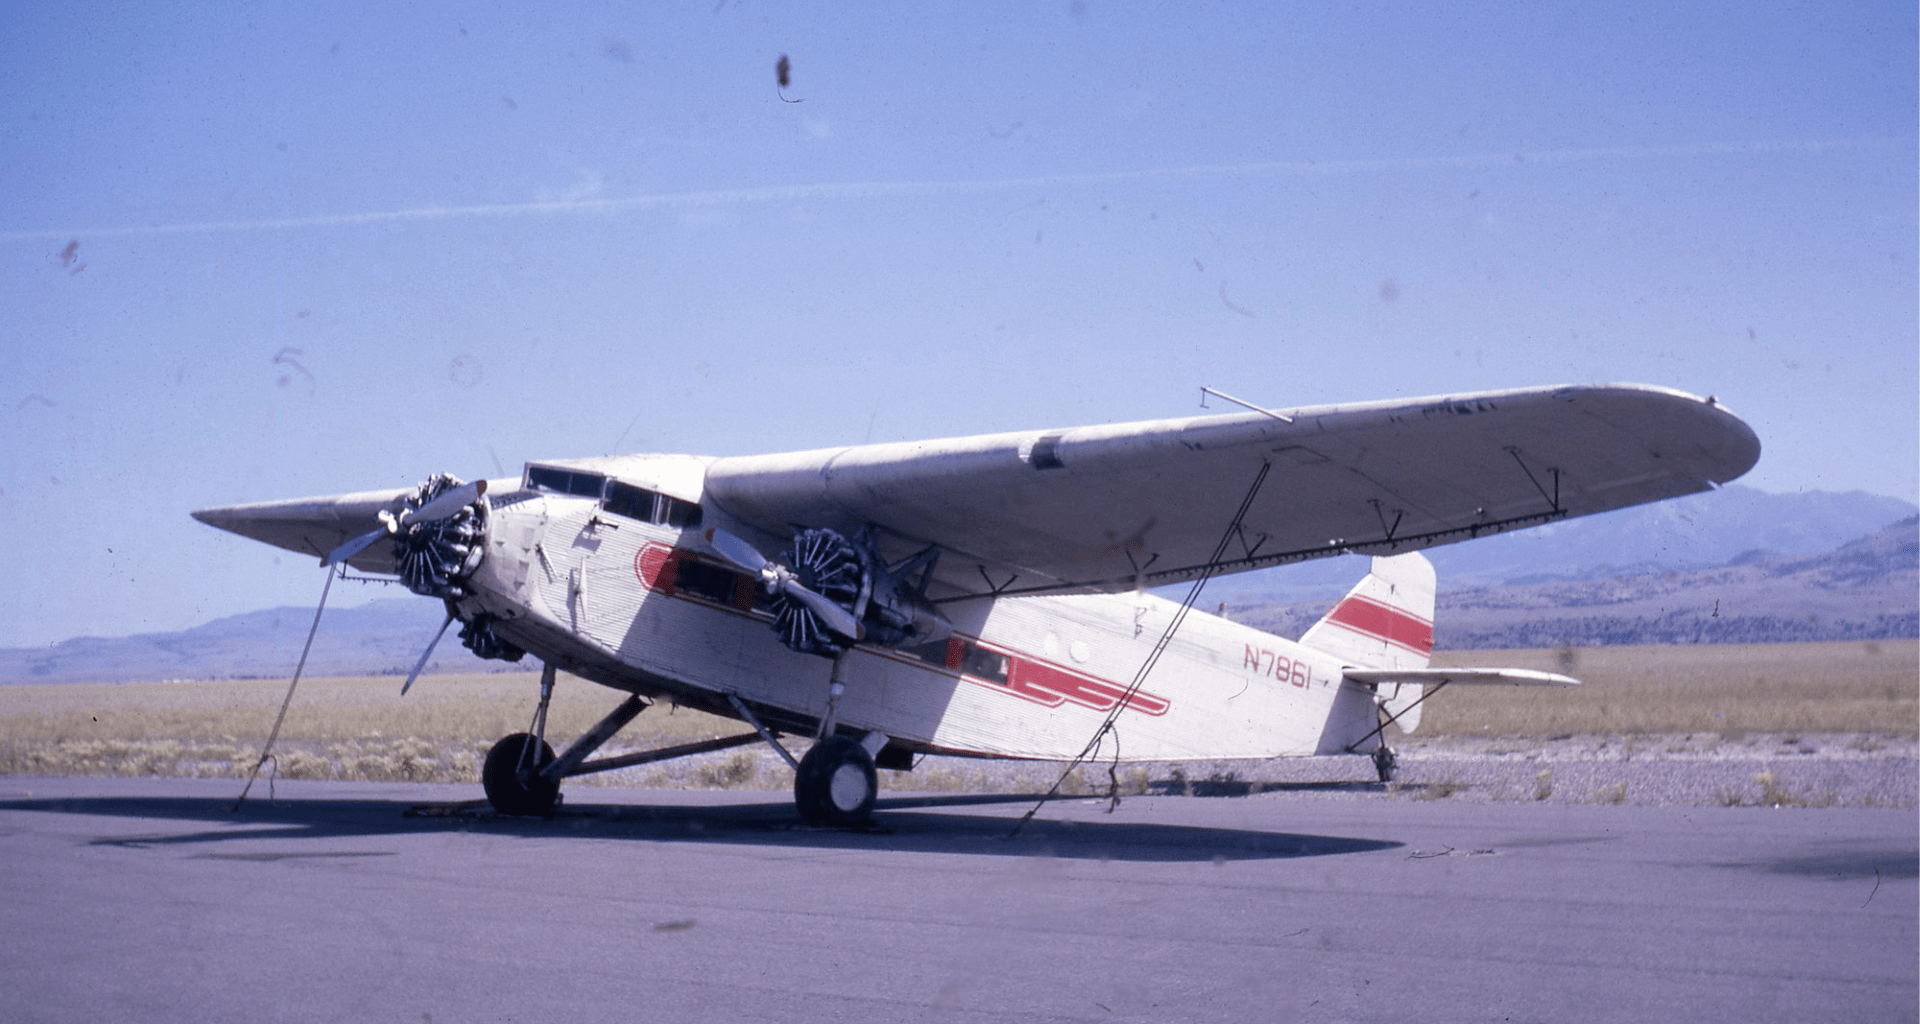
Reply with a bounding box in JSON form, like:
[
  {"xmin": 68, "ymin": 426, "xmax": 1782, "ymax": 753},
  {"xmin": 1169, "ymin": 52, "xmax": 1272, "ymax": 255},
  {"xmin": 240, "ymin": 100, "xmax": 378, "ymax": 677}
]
[{"xmin": 3, "ymin": 789, "xmax": 1402, "ymax": 863}]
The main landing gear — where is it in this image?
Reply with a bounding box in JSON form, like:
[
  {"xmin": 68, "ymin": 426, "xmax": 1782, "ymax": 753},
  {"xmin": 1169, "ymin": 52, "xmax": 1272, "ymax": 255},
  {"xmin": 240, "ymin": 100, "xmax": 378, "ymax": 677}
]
[
  {"xmin": 793, "ymin": 734, "xmax": 880, "ymax": 827},
  {"xmin": 479, "ymin": 660, "xmax": 891, "ymax": 828},
  {"xmin": 480, "ymin": 661, "xmax": 762, "ymax": 818},
  {"xmin": 482, "ymin": 733, "xmax": 559, "ymax": 816}
]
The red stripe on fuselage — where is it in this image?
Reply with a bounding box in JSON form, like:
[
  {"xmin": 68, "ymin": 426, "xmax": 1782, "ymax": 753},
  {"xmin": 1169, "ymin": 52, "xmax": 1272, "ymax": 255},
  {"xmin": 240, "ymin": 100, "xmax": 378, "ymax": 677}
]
[
  {"xmin": 1326, "ymin": 595, "xmax": 1433, "ymax": 656},
  {"xmin": 1006, "ymin": 656, "xmax": 1170, "ymax": 717},
  {"xmin": 634, "ymin": 542, "xmax": 1169, "ymax": 717}
]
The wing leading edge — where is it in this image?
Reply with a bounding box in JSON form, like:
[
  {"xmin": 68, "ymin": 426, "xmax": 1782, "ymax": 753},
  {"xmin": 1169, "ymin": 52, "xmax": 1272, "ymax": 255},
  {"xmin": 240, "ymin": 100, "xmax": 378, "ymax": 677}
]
[
  {"xmin": 190, "ymin": 480, "xmax": 519, "ymax": 575},
  {"xmin": 702, "ymin": 383, "xmax": 1759, "ymax": 601}
]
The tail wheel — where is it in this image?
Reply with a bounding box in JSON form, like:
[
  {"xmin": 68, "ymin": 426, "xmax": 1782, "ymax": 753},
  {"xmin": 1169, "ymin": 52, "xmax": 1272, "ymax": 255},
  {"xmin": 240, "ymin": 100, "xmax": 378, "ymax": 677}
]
[
  {"xmin": 1373, "ymin": 746, "xmax": 1397, "ymax": 783},
  {"xmin": 794, "ymin": 736, "xmax": 877, "ymax": 826},
  {"xmin": 483, "ymin": 733, "xmax": 560, "ymax": 817}
]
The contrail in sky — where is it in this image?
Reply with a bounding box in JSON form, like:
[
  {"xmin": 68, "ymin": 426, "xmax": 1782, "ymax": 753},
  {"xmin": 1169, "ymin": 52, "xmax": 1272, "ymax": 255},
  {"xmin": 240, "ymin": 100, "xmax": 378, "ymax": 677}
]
[{"xmin": 0, "ymin": 138, "xmax": 1893, "ymax": 242}]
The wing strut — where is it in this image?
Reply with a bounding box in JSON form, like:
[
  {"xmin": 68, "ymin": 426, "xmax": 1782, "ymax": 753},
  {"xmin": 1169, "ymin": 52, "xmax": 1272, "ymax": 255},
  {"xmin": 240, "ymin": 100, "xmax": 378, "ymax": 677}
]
[
  {"xmin": 231, "ymin": 566, "xmax": 338, "ymax": 811},
  {"xmin": 1008, "ymin": 459, "xmax": 1273, "ymax": 837}
]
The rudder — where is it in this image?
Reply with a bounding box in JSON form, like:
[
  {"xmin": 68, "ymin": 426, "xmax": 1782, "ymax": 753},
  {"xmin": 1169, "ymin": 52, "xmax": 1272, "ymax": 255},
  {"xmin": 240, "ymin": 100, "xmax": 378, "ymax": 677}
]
[{"xmin": 1301, "ymin": 552, "xmax": 1436, "ymax": 732}]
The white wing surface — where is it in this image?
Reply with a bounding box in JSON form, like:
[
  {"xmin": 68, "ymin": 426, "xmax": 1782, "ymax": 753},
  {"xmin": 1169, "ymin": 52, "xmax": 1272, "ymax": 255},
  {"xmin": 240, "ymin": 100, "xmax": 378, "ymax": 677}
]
[
  {"xmin": 703, "ymin": 384, "xmax": 1758, "ymax": 601},
  {"xmin": 1344, "ymin": 668, "xmax": 1581, "ymax": 686},
  {"xmin": 192, "ymin": 487, "xmax": 417, "ymax": 573},
  {"xmin": 190, "ymin": 480, "xmax": 518, "ymax": 574}
]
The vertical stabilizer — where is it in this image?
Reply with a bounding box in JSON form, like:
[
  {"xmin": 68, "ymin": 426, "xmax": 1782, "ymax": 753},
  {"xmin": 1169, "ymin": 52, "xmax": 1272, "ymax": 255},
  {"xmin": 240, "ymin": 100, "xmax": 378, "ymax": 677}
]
[{"xmin": 1301, "ymin": 552, "xmax": 1436, "ymax": 732}]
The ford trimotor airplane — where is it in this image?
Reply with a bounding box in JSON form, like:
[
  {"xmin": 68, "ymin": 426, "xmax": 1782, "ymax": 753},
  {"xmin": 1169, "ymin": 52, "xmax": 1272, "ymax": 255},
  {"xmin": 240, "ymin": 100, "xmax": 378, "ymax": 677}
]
[{"xmin": 194, "ymin": 384, "xmax": 1758, "ymax": 824}]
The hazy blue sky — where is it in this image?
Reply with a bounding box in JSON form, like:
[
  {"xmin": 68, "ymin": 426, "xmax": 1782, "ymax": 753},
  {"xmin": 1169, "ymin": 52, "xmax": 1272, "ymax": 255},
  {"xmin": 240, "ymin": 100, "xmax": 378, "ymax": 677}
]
[{"xmin": 4, "ymin": 2, "xmax": 1915, "ymax": 646}]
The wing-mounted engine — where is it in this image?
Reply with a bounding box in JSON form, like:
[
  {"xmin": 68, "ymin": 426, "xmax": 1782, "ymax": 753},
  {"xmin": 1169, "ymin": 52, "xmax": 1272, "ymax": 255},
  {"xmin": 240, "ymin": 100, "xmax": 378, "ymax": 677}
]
[
  {"xmin": 772, "ymin": 528, "xmax": 870, "ymax": 656},
  {"xmin": 708, "ymin": 525, "xmax": 951, "ymax": 658},
  {"xmin": 849, "ymin": 525, "xmax": 950, "ymax": 648}
]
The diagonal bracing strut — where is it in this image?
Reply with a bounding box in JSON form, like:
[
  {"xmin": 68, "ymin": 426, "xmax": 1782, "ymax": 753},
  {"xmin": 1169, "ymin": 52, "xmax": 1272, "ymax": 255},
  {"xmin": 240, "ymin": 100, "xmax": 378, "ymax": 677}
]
[{"xmin": 1008, "ymin": 459, "xmax": 1273, "ymax": 836}]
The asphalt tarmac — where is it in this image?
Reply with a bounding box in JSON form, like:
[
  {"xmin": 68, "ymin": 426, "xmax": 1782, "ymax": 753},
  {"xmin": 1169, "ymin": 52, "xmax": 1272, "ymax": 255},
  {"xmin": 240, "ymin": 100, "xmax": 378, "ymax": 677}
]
[{"xmin": 2, "ymin": 776, "xmax": 1913, "ymax": 1023}]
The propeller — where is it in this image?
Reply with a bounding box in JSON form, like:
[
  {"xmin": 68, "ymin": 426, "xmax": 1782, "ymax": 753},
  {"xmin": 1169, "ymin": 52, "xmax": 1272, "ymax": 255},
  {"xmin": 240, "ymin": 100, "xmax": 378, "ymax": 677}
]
[
  {"xmin": 706, "ymin": 527, "xmax": 865, "ymax": 641},
  {"xmin": 325, "ymin": 479, "xmax": 487, "ymax": 567}
]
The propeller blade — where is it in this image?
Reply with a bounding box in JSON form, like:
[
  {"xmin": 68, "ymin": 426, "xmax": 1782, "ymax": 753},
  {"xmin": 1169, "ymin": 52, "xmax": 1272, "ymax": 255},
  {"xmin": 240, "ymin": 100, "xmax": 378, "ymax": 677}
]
[
  {"xmin": 705, "ymin": 527, "xmax": 771, "ymax": 574},
  {"xmin": 323, "ymin": 481, "xmax": 484, "ymax": 568},
  {"xmin": 324, "ymin": 528, "xmax": 385, "ymax": 567},
  {"xmin": 778, "ymin": 579, "xmax": 865, "ymax": 640},
  {"xmin": 400, "ymin": 614, "xmax": 455, "ymax": 695},
  {"xmin": 708, "ymin": 528, "xmax": 863, "ymax": 640},
  {"xmin": 410, "ymin": 479, "xmax": 487, "ymax": 524}
]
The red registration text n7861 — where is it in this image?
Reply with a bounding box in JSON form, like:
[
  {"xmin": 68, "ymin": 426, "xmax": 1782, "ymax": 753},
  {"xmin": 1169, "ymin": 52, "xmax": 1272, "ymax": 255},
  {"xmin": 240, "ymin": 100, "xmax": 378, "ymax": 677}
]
[{"xmin": 1245, "ymin": 645, "xmax": 1313, "ymax": 688}]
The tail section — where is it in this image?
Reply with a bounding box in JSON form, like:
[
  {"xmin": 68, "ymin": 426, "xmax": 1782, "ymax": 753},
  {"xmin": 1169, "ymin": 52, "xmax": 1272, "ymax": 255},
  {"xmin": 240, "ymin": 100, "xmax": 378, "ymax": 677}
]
[
  {"xmin": 1302, "ymin": 553, "xmax": 1436, "ymax": 670},
  {"xmin": 1302, "ymin": 553, "xmax": 1435, "ymax": 731}
]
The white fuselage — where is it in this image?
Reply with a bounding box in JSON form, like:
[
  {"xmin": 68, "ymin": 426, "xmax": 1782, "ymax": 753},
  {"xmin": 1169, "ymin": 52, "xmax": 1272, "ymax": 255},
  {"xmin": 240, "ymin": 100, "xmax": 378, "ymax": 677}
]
[{"xmin": 459, "ymin": 489, "xmax": 1384, "ymax": 762}]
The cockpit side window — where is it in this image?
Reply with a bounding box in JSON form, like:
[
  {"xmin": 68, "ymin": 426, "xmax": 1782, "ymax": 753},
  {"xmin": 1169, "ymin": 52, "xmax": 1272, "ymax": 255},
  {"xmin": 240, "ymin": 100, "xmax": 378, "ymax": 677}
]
[
  {"xmin": 603, "ymin": 479, "xmax": 703, "ymax": 529},
  {"xmin": 527, "ymin": 466, "xmax": 606, "ymax": 499},
  {"xmin": 604, "ymin": 481, "xmax": 655, "ymax": 522},
  {"xmin": 660, "ymin": 494, "xmax": 702, "ymax": 528}
]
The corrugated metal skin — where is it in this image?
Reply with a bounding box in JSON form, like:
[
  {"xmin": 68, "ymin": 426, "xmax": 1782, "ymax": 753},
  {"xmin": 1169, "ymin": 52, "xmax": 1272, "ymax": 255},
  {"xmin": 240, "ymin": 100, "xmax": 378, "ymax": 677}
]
[{"xmin": 470, "ymin": 491, "xmax": 1390, "ymax": 762}]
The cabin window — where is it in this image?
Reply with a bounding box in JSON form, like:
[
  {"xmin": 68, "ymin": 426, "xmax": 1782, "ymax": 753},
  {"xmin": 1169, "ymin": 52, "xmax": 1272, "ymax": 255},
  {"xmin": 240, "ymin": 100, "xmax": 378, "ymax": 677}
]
[
  {"xmin": 641, "ymin": 543, "xmax": 765, "ymax": 611},
  {"xmin": 604, "ymin": 481, "xmax": 656, "ymax": 522},
  {"xmin": 901, "ymin": 636, "xmax": 1008, "ymax": 685},
  {"xmin": 674, "ymin": 558, "xmax": 740, "ymax": 605},
  {"xmin": 660, "ymin": 494, "xmax": 702, "ymax": 528},
  {"xmin": 901, "ymin": 637, "xmax": 958, "ymax": 668},
  {"xmin": 959, "ymin": 642, "xmax": 1010, "ymax": 685}
]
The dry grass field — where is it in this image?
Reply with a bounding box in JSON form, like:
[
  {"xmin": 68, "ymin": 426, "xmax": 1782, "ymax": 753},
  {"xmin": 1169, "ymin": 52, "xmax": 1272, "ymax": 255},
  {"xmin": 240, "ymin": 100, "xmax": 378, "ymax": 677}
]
[
  {"xmin": 1, "ymin": 640, "xmax": 1911, "ymax": 787},
  {"xmin": 0, "ymin": 672, "xmax": 736, "ymax": 785},
  {"xmin": 1425, "ymin": 639, "xmax": 1917, "ymax": 737}
]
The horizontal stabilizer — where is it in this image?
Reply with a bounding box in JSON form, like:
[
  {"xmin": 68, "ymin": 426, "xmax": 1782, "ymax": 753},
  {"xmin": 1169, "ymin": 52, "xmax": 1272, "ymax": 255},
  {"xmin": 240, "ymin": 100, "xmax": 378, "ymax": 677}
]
[{"xmin": 1344, "ymin": 667, "xmax": 1581, "ymax": 687}]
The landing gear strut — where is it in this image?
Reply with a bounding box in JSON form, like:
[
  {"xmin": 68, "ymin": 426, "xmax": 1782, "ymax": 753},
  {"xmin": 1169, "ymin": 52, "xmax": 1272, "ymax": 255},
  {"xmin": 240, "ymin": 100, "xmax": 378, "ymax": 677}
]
[
  {"xmin": 483, "ymin": 662, "xmax": 563, "ymax": 816},
  {"xmin": 478, "ymin": 659, "xmax": 893, "ymax": 827}
]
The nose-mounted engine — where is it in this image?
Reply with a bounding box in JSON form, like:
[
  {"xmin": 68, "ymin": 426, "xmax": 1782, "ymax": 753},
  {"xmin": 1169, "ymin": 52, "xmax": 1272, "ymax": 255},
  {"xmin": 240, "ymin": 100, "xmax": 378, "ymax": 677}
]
[
  {"xmin": 392, "ymin": 474, "xmax": 488, "ymax": 598},
  {"xmin": 387, "ymin": 474, "xmax": 522, "ymax": 663}
]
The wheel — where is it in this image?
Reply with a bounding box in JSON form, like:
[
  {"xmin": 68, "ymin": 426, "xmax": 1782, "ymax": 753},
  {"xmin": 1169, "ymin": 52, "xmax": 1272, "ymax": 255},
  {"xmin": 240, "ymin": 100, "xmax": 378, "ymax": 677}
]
[
  {"xmin": 1373, "ymin": 745, "xmax": 1397, "ymax": 783},
  {"xmin": 794, "ymin": 735, "xmax": 877, "ymax": 826},
  {"xmin": 483, "ymin": 733, "xmax": 560, "ymax": 816}
]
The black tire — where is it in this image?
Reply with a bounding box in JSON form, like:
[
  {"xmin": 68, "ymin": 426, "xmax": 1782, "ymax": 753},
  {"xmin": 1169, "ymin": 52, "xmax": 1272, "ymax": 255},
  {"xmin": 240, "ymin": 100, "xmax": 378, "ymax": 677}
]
[
  {"xmin": 794, "ymin": 735, "xmax": 877, "ymax": 826},
  {"xmin": 483, "ymin": 733, "xmax": 560, "ymax": 817}
]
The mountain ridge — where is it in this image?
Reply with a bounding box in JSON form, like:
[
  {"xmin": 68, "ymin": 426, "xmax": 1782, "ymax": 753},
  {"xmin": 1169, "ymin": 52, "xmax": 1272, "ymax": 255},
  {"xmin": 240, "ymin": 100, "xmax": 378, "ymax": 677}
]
[
  {"xmin": 1237, "ymin": 516, "xmax": 1919, "ymax": 648},
  {"xmin": 6, "ymin": 489, "xmax": 1915, "ymax": 682}
]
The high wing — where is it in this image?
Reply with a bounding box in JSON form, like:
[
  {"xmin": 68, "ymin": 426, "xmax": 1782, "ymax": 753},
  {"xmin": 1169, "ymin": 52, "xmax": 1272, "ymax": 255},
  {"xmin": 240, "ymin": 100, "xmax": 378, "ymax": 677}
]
[
  {"xmin": 193, "ymin": 383, "xmax": 1758, "ymax": 595},
  {"xmin": 190, "ymin": 485, "xmax": 508, "ymax": 575},
  {"xmin": 702, "ymin": 383, "xmax": 1758, "ymax": 601}
]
